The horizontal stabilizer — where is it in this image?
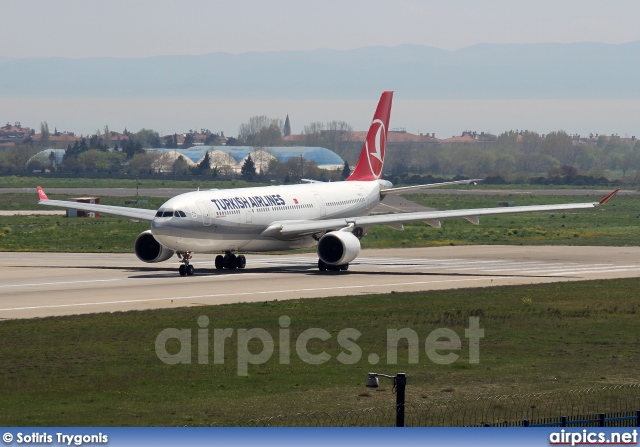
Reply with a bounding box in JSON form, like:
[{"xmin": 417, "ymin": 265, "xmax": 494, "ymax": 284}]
[{"xmin": 380, "ymin": 179, "xmax": 482, "ymax": 196}]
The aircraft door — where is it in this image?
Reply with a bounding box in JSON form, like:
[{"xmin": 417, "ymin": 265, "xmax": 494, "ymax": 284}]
[
  {"xmin": 359, "ymin": 187, "xmax": 371, "ymax": 209},
  {"xmin": 196, "ymin": 201, "xmax": 212, "ymax": 226},
  {"xmin": 357, "ymin": 193, "xmax": 365, "ymax": 210},
  {"xmin": 314, "ymin": 194, "xmax": 326, "ymax": 217}
]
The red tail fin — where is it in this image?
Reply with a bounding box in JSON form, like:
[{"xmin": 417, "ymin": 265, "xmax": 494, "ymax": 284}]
[
  {"xmin": 37, "ymin": 186, "xmax": 49, "ymax": 201},
  {"xmin": 347, "ymin": 91, "xmax": 393, "ymax": 181}
]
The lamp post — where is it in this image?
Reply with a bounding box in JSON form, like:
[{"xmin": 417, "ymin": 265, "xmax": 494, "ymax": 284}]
[{"xmin": 366, "ymin": 372, "xmax": 407, "ymax": 427}]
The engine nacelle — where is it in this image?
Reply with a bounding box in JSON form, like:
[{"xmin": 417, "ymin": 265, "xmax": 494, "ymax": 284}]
[
  {"xmin": 317, "ymin": 230, "xmax": 361, "ymax": 265},
  {"xmin": 134, "ymin": 230, "xmax": 175, "ymax": 263}
]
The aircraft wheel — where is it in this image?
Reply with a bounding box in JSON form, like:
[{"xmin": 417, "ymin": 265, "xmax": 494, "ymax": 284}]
[
  {"xmin": 341, "ymin": 263, "xmax": 349, "ymax": 271},
  {"xmin": 318, "ymin": 259, "xmax": 327, "ymax": 272},
  {"xmin": 224, "ymin": 254, "xmax": 237, "ymax": 269},
  {"xmin": 236, "ymin": 255, "xmax": 246, "ymax": 269},
  {"xmin": 179, "ymin": 264, "xmax": 187, "ymax": 276},
  {"xmin": 186, "ymin": 264, "xmax": 195, "ymax": 276},
  {"xmin": 215, "ymin": 255, "xmax": 224, "ymax": 269}
]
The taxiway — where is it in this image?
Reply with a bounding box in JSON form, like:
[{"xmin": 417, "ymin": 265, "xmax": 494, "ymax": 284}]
[{"xmin": 1, "ymin": 245, "xmax": 639, "ymax": 320}]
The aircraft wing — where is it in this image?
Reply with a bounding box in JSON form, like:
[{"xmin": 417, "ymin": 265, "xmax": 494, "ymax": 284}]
[
  {"xmin": 380, "ymin": 179, "xmax": 483, "ymax": 195},
  {"xmin": 262, "ymin": 189, "xmax": 620, "ymax": 238},
  {"xmin": 37, "ymin": 186, "xmax": 157, "ymax": 222}
]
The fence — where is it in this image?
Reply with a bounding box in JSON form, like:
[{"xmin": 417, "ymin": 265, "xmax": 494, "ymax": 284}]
[{"xmin": 247, "ymin": 384, "xmax": 640, "ymax": 427}]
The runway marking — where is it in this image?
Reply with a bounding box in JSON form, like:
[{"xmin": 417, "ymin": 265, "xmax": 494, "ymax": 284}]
[
  {"xmin": 548, "ymin": 267, "xmax": 640, "ymax": 276},
  {"xmin": 248, "ymin": 256, "xmax": 640, "ymax": 276},
  {"xmin": 0, "ymin": 277, "xmax": 502, "ymax": 312},
  {"xmin": 0, "ymin": 279, "xmax": 122, "ymax": 288}
]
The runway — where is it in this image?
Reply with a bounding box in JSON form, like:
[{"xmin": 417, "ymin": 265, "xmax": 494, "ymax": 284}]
[{"xmin": 1, "ymin": 245, "xmax": 640, "ymax": 320}]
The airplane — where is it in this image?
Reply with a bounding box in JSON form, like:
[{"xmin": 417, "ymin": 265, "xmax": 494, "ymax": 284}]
[{"xmin": 37, "ymin": 91, "xmax": 620, "ymax": 276}]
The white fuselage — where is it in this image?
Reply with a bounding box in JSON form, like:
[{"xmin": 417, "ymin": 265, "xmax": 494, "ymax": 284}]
[{"xmin": 150, "ymin": 180, "xmax": 382, "ymax": 253}]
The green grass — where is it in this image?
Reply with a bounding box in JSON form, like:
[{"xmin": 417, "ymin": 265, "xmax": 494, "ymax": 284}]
[
  {"xmin": 0, "ymin": 215, "xmax": 149, "ymax": 252},
  {"xmin": 0, "ymin": 278, "xmax": 638, "ymax": 426}
]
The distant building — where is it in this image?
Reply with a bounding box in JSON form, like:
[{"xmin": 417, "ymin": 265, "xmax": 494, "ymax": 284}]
[
  {"xmin": 0, "ymin": 122, "xmax": 34, "ymax": 148},
  {"xmin": 160, "ymin": 130, "xmax": 227, "ymax": 147},
  {"xmin": 107, "ymin": 131, "xmax": 130, "ymax": 147},
  {"xmin": 148, "ymin": 146, "xmax": 344, "ymax": 173},
  {"xmin": 32, "ymin": 129, "xmax": 82, "ymax": 149}
]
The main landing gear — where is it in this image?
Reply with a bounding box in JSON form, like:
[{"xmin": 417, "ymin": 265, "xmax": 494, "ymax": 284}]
[
  {"xmin": 317, "ymin": 259, "xmax": 349, "ymax": 272},
  {"xmin": 178, "ymin": 251, "xmax": 194, "ymax": 276},
  {"xmin": 178, "ymin": 251, "xmax": 247, "ymax": 276},
  {"xmin": 215, "ymin": 251, "xmax": 246, "ymax": 270}
]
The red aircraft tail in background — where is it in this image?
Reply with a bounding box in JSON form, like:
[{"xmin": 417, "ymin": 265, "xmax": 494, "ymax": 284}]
[{"xmin": 347, "ymin": 91, "xmax": 393, "ymax": 181}]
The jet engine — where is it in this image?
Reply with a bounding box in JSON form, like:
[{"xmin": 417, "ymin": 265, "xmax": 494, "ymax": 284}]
[
  {"xmin": 317, "ymin": 230, "xmax": 361, "ymax": 266},
  {"xmin": 134, "ymin": 230, "xmax": 175, "ymax": 263}
]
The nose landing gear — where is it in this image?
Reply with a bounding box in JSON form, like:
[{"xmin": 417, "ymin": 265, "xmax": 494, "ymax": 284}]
[{"xmin": 178, "ymin": 251, "xmax": 194, "ymax": 276}]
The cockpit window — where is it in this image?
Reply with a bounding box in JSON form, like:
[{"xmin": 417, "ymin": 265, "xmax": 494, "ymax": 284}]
[
  {"xmin": 174, "ymin": 211, "xmax": 187, "ymax": 218},
  {"xmin": 155, "ymin": 210, "xmax": 174, "ymax": 218}
]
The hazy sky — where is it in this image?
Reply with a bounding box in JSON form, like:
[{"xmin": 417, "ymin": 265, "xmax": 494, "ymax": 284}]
[
  {"xmin": 3, "ymin": 1, "xmax": 640, "ymax": 138},
  {"xmin": 3, "ymin": 0, "xmax": 640, "ymax": 58}
]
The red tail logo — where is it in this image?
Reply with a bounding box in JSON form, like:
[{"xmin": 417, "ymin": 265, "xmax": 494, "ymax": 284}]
[
  {"xmin": 347, "ymin": 91, "xmax": 393, "ymax": 181},
  {"xmin": 37, "ymin": 186, "xmax": 49, "ymax": 201}
]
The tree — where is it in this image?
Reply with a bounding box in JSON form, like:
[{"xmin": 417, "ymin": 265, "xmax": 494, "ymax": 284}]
[
  {"xmin": 225, "ymin": 137, "xmax": 240, "ymax": 146},
  {"xmin": 165, "ymin": 134, "xmax": 178, "ymax": 149},
  {"xmin": 519, "ymin": 131, "xmax": 543, "ymax": 155},
  {"xmin": 173, "ymin": 157, "xmax": 191, "ymax": 176},
  {"xmin": 88, "ymin": 133, "xmax": 107, "ymax": 151},
  {"xmin": 238, "ymin": 116, "xmax": 283, "ymax": 146},
  {"xmin": 283, "ymin": 115, "xmax": 291, "ymax": 137},
  {"xmin": 302, "ymin": 121, "xmax": 325, "ymax": 147},
  {"xmin": 196, "ymin": 151, "xmax": 211, "ymax": 174},
  {"xmin": 77, "ymin": 149, "xmax": 106, "ymax": 172},
  {"xmin": 121, "ymin": 139, "xmax": 144, "ymax": 159},
  {"xmin": 342, "ymin": 160, "xmax": 350, "ymax": 179},
  {"xmin": 103, "ymin": 125, "xmax": 111, "ymax": 148},
  {"xmin": 541, "ymin": 131, "xmax": 573, "ymax": 165},
  {"xmin": 182, "ymin": 134, "xmax": 194, "ymax": 149},
  {"xmin": 254, "ymin": 124, "xmax": 283, "ymax": 147},
  {"xmin": 300, "ymin": 120, "xmax": 352, "ymax": 153},
  {"xmin": 63, "ymin": 138, "xmax": 89, "ymax": 162},
  {"xmin": 204, "ymin": 133, "xmax": 220, "ymax": 146},
  {"xmin": 39, "ymin": 122, "xmax": 50, "ymax": 146},
  {"xmin": 3, "ymin": 145, "xmax": 39, "ymax": 172},
  {"xmin": 241, "ymin": 155, "xmax": 256, "ymax": 181},
  {"xmin": 48, "ymin": 151, "xmax": 57, "ymax": 169},
  {"xmin": 128, "ymin": 152, "xmax": 160, "ymax": 175},
  {"xmin": 323, "ymin": 120, "xmax": 353, "ymax": 152},
  {"xmin": 131, "ymin": 129, "xmax": 161, "ymax": 148}
]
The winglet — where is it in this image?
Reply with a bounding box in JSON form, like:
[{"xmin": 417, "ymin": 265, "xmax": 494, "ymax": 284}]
[
  {"xmin": 37, "ymin": 186, "xmax": 49, "ymax": 201},
  {"xmin": 597, "ymin": 188, "xmax": 620, "ymax": 205}
]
